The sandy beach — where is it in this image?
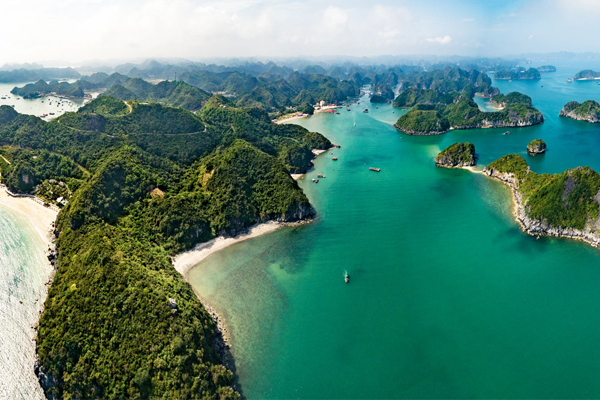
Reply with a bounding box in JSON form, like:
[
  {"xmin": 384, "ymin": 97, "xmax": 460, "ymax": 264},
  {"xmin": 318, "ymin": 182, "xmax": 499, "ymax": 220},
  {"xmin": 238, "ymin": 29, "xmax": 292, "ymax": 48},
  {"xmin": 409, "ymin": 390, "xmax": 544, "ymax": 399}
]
[
  {"xmin": 274, "ymin": 113, "xmax": 308, "ymax": 124},
  {"xmin": 461, "ymin": 165, "xmax": 483, "ymax": 173},
  {"xmin": 0, "ymin": 190, "xmax": 57, "ymax": 246},
  {"xmin": 173, "ymin": 221, "xmax": 286, "ymax": 277}
]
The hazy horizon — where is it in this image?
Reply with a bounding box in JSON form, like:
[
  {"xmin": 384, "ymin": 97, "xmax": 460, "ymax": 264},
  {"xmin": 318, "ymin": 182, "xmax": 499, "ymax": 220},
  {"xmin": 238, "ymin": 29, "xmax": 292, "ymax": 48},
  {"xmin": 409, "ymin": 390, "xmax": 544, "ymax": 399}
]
[{"xmin": 2, "ymin": 0, "xmax": 600, "ymax": 66}]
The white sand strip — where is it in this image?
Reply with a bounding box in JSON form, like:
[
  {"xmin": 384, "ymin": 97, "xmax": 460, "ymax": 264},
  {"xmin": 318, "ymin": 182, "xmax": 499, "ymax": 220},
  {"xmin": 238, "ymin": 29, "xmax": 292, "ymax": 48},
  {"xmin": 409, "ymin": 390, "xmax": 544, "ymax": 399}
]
[
  {"xmin": 173, "ymin": 221, "xmax": 285, "ymax": 277},
  {"xmin": 0, "ymin": 190, "xmax": 57, "ymax": 246}
]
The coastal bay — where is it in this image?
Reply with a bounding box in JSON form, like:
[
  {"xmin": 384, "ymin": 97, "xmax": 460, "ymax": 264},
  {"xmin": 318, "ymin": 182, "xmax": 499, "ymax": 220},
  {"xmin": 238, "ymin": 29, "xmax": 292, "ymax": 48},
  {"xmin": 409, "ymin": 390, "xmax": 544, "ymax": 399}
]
[
  {"xmin": 0, "ymin": 191, "xmax": 57, "ymax": 399},
  {"xmin": 185, "ymin": 59, "xmax": 600, "ymax": 399}
]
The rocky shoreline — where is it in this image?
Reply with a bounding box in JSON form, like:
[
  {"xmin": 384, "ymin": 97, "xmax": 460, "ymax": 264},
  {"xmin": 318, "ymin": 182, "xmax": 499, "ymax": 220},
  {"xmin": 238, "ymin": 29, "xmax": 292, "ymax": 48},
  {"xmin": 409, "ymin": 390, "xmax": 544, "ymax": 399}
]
[
  {"xmin": 482, "ymin": 167, "xmax": 600, "ymax": 247},
  {"xmin": 435, "ymin": 142, "xmax": 477, "ymax": 168},
  {"xmin": 393, "ymin": 124, "xmax": 445, "ymax": 135},
  {"xmin": 451, "ymin": 112, "xmax": 544, "ymax": 130},
  {"xmin": 197, "ymin": 296, "xmax": 236, "ymax": 372},
  {"xmin": 395, "ymin": 114, "xmax": 544, "ymax": 135},
  {"xmin": 35, "ymin": 227, "xmax": 60, "ymax": 397},
  {"xmin": 559, "ymin": 100, "xmax": 600, "ymax": 123}
]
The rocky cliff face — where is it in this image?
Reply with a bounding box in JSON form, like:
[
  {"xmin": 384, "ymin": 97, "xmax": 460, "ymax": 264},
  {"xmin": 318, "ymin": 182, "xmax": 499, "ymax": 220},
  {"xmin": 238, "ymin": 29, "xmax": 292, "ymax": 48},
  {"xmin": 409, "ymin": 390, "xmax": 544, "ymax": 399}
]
[
  {"xmin": 482, "ymin": 166, "xmax": 600, "ymax": 247},
  {"xmin": 396, "ymin": 109, "xmax": 544, "ymax": 136},
  {"xmin": 527, "ymin": 140, "xmax": 546, "ymax": 154},
  {"xmin": 393, "ymin": 124, "xmax": 446, "ymax": 135},
  {"xmin": 453, "ymin": 110, "xmax": 544, "ymax": 130},
  {"xmin": 559, "ymin": 101, "xmax": 600, "ymax": 123},
  {"xmin": 481, "ymin": 167, "xmax": 524, "ymax": 191},
  {"xmin": 435, "ymin": 142, "xmax": 476, "ymax": 168},
  {"xmin": 477, "ymin": 87, "xmax": 500, "ymax": 99}
]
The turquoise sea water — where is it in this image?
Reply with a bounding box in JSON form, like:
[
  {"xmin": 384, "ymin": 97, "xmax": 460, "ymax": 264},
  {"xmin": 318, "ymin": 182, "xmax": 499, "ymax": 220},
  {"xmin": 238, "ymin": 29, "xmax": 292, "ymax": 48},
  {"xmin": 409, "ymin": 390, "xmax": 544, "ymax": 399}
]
[
  {"xmin": 0, "ymin": 204, "xmax": 50, "ymax": 399},
  {"xmin": 0, "ymin": 81, "xmax": 83, "ymax": 119},
  {"xmin": 188, "ymin": 60, "xmax": 600, "ymax": 399}
]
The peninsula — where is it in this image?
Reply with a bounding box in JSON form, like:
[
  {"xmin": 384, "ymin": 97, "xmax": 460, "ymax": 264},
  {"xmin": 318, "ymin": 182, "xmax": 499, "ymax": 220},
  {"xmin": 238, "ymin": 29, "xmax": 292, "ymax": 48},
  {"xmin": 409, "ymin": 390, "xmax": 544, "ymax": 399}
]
[
  {"xmin": 483, "ymin": 154, "xmax": 600, "ymax": 247},
  {"xmin": 0, "ymin": 91, "xmax": 332, "ymax": 399},
  {"xmin": 559, "ymin": 100, "xmax": 600, "ymax": 123}
]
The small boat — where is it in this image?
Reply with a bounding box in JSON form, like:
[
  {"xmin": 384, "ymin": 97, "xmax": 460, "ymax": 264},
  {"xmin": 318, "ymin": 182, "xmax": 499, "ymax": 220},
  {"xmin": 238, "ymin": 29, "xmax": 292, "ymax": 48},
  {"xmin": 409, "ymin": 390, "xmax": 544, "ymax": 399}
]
[
  {"xmin": 376, "ymin": 106, "xmax": 379, "ymax": 109},
  {"xmin": 567, "ymin": 78, "xmax": 573, "ymax": 83},
  {"xmin": 317, "ymin": 174, "xmax": 325, "ymax": 178},
  {"xmin": 369, "ymin": 167, "xmax": 381, "ymax": 172},
  {"xmin": 503, "ymin": 131, "xmax": 511, "ymax": 135},
  {"xmin": 354, "ymin": 123, "xmax": 356, "ymax": 126},
  {"xmin": 363, "ymin": 109, "xmax": 368, "ymax": 113},
  {"xmin": 347, "ymin": 108, "xmax": 350, "ymax": 111},
  {"xmin": 311, "ymin": 179, "xmax": 319, "ymax": 183},
  {"xmin": 332, "ymin": 157, "xmax": 338, "ymax": 161},
  {"xmin": 344, "ymin": 271, "xmax": 349, "ymax": 283}
]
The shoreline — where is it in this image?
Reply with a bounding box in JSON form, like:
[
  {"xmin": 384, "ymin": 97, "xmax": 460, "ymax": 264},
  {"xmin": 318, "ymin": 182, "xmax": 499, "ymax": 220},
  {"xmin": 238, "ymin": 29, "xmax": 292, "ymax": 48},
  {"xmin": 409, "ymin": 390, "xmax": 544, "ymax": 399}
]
[
  {"xmin": 0, "ymin": 187, "xmax": 58, "ymax": 398},
  {"xmin": 172, "ymin": 219, "xmax": 309, "ymax": 368},
  {"xmin": 0, "ymin": 188, "xmax": 57, "ymax": 247},
  {"xmin": 483, "ymin": 172, "xmax": 600, "ymax": 248},
  {"xmin": 274, "ymin": 113, "xmax": 308, "ymax": 124},
  {"xmin": 291, "ymin": 147, "xmax": 334, "ymax": 180},
  {"xmin": 172, "ymin": 220, "xmax": 289, "ymax": 277},
  {"xmin": 461, "ymin": 165, "xmax": 483, "ymax": 174}
]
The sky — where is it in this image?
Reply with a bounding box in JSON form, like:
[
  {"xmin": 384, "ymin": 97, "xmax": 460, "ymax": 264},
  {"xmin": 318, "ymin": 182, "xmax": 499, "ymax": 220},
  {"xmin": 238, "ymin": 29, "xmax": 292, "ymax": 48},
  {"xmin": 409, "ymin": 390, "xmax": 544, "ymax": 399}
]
[{"xmin": 1, "ymin": 0, "xmax": 599, "ymax": 65}]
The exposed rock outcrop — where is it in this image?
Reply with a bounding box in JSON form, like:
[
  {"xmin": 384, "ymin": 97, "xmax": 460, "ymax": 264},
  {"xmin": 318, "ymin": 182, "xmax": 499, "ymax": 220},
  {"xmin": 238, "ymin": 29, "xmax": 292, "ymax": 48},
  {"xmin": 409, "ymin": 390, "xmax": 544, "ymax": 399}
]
[
  {"xmin": 435, "ymin": 142, "xmax": 476, "ymax": 168},
  {"xmin": 527, "ymin": 139, "xmax": 546, "ymax": 155},
  {"xmin": 483, "ymin": 163, "xmax": 600, "ymax": 247},
  {"xmin": 559, "ymin": 100, "xmax": 600, "ymax": 123}
]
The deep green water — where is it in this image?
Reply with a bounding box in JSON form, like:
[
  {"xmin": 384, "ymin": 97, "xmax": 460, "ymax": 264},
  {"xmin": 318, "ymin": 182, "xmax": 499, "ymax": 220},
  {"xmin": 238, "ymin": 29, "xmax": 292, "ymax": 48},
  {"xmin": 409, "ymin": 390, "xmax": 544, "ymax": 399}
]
[{"xmin": 188, "ymin": 60, "xmax": 600, "ymax": 399}]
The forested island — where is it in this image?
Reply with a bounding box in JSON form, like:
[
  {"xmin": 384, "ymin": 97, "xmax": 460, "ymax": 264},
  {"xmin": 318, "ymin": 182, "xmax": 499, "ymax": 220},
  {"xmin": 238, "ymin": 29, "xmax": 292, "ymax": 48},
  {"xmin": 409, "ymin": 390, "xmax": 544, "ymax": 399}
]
[
  {"xmin": 0, "ymin": 92, "xmax": 332, "ymax": 399},
  {"xmin": 483, "ymin": 155, "xmax": 600, "ymax": 247},
  {"xmin": 537, "ymin": 65, "xmax": 556, "ymax": 72},
  {"xmin": 559, "ymin": 100, "xmax": 600, "ymax": 123},
  {"xmin": 370, "ymin": 94, "xmax": 390, "ymax": 103},
  {"xmin": 11, "ymin": 79, "xmax": 86, "ymax": 99},
  {"xmin": 494, "ymin": 67, "xmax": 541, "ymax": 80},
  {"xmin": 490, "ymin": 92, "xmax": 532, "ymax": 107},
  {"xmin": 573, "ymin": 70, "xmax": 600, "ymax": 80},
  {"xmin": 393, "ymin": 67, "xmax": 543, "ymax": 135},
  {"xmin": 435, "ymin": 142, "xmax": 476, "ymax": 168},
  {"xmin": 527, "ymin": 139, "xmax": 546, "ymax": 154}
]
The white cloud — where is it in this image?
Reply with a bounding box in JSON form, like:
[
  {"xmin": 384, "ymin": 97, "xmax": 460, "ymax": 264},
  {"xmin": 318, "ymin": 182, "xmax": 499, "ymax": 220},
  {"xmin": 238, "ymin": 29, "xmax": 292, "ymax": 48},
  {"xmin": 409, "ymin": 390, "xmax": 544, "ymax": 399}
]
[
  {"xmin": 528, "ymin": 34, "xmax": 534, "ymax": 39},
  {"xmin": 0, "ymin": 0, "xmax": 599, "ymax": 64},
  {"xmin": 426, "ymin": 35, "xmax": 452, "ymax": 45},
  {"xmin": 322, "ymin": 6, "xmax": 349, "ymax": 31}
]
